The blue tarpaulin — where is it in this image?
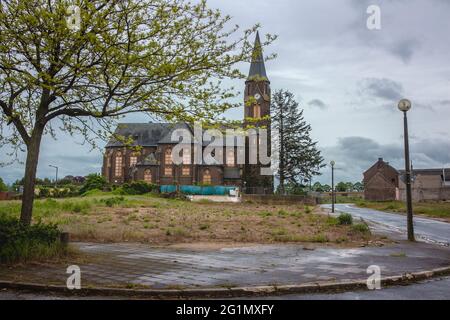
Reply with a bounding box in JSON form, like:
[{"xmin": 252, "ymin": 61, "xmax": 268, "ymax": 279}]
[{"xmin": 160, "ymin": 185, "xmax": 237, "ymax": 195}]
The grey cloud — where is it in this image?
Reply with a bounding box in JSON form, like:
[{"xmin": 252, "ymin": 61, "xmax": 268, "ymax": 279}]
[
  {"xmin": 308, "ymin": 99, "xmax": 328, "ymax": 110},
  {"xmin": 317, "ymin": 136, "xmax": 450, "ymax": 183},
  {"xmin": 358, "ymin": 78, "xmax": 404, "ymax": 101},
  {"xmin": 388, "ymin": 39, "xmax": 420, "ymax": 64}
]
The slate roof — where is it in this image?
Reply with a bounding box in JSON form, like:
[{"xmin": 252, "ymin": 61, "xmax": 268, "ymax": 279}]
[
  {"xmin": 106, "ymin": 122, "xmax": 246, "ymax": 148},
  {"xmin": 105, "ymin": 123, "xmax": 192, "ymax": 147}
]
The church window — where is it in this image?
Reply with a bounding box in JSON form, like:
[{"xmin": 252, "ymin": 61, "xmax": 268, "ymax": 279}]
[
  {"xmin": 203, "ymin": 169, "xmax": 212, "ymax": 184},
  {"xmin": 182, "ymin": 166, "xmax": 190, "ymax": 176},
  {"xmin": 182, "ymin": 149, "xmax": 191, "ymax": 165},
  {"xmin": 129, "ymin": 153, "xmax": 138, "ymax": 167},
  {"xmin": 254, "ymin": 105, "xmax": 261, "ymax": 118},
  {"xmin": 226, "ymin": 149, "xmax": 235, "ymax": 167},
  {"xmin": 115, "ymin": 152, "xmax": 123, "ymax": 177},
  {"xmin": 144, "ymin": 169, "xmax": 152, "ymax": 183},
  {"xmin": 165, "ymin": 148, "xmax": 172, "ymax": 165}
]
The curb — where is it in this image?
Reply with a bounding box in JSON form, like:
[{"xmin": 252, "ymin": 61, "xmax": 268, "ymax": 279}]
[{"xmin": 1, "ymin": 266, "xmax": 450, "ymax": 298}]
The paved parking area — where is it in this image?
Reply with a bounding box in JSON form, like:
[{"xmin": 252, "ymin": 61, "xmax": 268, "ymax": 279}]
[{"xmin": 1, "ymin": 241, "xmax": 449, "ymax": 289}]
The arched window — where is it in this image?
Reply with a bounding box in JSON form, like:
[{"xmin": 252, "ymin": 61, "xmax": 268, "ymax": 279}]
[
  {"xmin": 203, "ymin": 169, "xmax": 212, "ymax": 184},
  {"xmin": 144, "ymin": 169, "xmax": 152, "ymax": 183},
  {"xmin": 129, "ymin": 152, "xmax": 138, "ymax": 167},
  {"xmin": 182, "ymin": 166, "xmax": 190, "ymax": 176},
  {"xmin": 182, "ymin": 148, "xmax": 191, "ymax": 165},
  {"xmin": 115, "ymin": 152, "xmax": 123, "ymax": 177},
  {"xmin": 165, "ymin": 148, "xmax": 172, "ymax": 165},
  {"xmin": 226, "ymin": 149, "xmax": 235, "ymax": 167},
  {"xmin": 254, "ymin": 105, "xmax": 261, "ymax": 118},
  {"xmin": 164, "ymin": 148, "xmax": 172, "ymax": 176}
]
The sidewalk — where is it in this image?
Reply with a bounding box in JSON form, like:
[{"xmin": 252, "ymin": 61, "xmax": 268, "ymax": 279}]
[{"xmin": 1, "ymin": 241, "xmax": 449, "ymax": 293}]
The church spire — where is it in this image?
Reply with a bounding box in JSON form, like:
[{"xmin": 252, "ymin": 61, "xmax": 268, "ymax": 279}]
[{"xmin": 248, "ymin": 31, "xmax": 268, "ymax": 81}]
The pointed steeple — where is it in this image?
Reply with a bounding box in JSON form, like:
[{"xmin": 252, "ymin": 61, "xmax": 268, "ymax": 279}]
[{"xmin": 248, "ymin": 31, "xmax": 268, "ymax": 81}]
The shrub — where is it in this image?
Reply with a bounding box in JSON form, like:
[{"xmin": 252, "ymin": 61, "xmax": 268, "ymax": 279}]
[
  {"xmin": 102, "ymin": 196, "xmax": 125, "ymax": 207},
  {"xmin": 79, "ymin": 174, "xmax": 108, "ymax": 195},
  {"xmin": 117, "ymin": 181, "xmax": 156, "ymax": 195},
  {"xmin": 351, "ymin": 223, "xmax": 370, "ymax": 233},
  {"xmin": 337, "ymin": 213, "xmax": 353, "ymax": 225},
  {"xmin": 0, "ymin": 215, "xmax": 67, "ymax": 264}
]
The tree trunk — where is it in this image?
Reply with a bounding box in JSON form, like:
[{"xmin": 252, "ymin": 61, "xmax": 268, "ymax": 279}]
[{"xmin": 20, "ymin": 126, "xmax": 44, "ymax": 226}]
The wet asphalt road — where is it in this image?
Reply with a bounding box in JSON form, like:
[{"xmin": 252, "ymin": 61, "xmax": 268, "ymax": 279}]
[
  {"xmin": 321, "ymin": 204, "xmax": 450, "ymax": 246},
  {"xmin": 240, "ymin": 276, "xmax": 450, "ymax": 300},
  {"xmin": 1, "ymin": 277, "xmax": 449, "ymax": 300}
]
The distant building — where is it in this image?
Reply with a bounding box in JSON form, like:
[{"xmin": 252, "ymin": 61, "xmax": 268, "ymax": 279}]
[
  {"xmin": 363, "ymin": 158, "xmax": 450, "ymax": 202},
  {"xmin": 363, "ymin": 158, "xmax": 399, "ymax": 201},
  {"xmin": 398, "ymin": 168, "xmax": 450, "ymax": 202}
]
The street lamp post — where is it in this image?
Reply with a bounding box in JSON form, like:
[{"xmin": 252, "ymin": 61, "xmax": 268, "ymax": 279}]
[
  {"xmin": 398, "ymin": 99, "xmax": 415, "ymax": 242},
  {"xmin": 330, "ymin": 160, "xmax": 335, "ymax": 213},
  {"xmin": 49, "ymin": 165, "xmax": 58, "ymax": 189}
]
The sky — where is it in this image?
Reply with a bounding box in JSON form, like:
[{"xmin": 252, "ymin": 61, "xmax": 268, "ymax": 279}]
[{"xmin": 1, "ymin": 0, "xmax": 450, "ymax": 185}]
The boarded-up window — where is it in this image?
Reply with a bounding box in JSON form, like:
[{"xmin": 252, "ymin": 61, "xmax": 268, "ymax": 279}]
[
  {"xmin": 182, "ymin": 149, "xmax": 191, "ymax": 165},
  {"xmin": 226, "ymin": 149, "xmax": 235, "ymax": 167},
  {"xmin": 254, "ymin": 105, "xmax": 261, "ymax": 118},
  {"xmin": 130, "ymin": 154, "xmax": 138, "ymax": 167},
  {"xmin": 182, "ymin": 166, "xmax": 190, "ymax": 176},
  {"xmin": 165, "ymin": 148, "xmax": 172, "ymax": 165},
  {"xmin": 115, "ymin": 152, "xmax": 123, "ymax": 177},
  {"xmin": 144, "ymin": 169, "xmax": 152, "ymax": 183},
  {"xmin": 203, "ymin": 169, "xmax": 211, "ymax": 184}
]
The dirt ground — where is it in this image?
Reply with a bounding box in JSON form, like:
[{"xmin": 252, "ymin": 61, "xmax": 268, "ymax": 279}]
[{"xmin": 0, "ymin": 194, "xmax": 387, "ymax": 247}]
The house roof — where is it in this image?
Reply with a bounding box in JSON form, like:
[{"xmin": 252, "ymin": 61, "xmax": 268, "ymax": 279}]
[
  {"xmin": 363, "ymin": 158, "xmax": 398, "ymax": 176},
  {"xmin": 399, "ymin": 168, "xmax": 450, "ymax": 181}
]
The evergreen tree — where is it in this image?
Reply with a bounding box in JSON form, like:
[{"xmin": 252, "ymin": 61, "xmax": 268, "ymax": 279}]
[{"xmin": 272, "ymin": 90, "xmax": 324, "ymax": 193}]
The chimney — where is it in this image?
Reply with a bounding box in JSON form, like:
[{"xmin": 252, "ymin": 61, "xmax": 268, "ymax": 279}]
[{"xmin": 378, "ymin": 158, "xmax": 383, "ymax": 162}]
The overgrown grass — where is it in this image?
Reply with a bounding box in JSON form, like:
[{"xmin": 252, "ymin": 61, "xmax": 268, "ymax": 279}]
[
  {"xmin": 0, "ymin": 193, "xmax": 379, "ymax": 246},
  {"xmin": 354, "ymin": 200, "xmax": 450, "ymax": 220},
  {"xmin": 0, "ymin": 215, "xmax": 69, "ymax": 264}
]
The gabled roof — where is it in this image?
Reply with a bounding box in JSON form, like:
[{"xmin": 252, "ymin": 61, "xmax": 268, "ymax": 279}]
[
  {"xmin": 106, "ymin": 123, "xmax": 192, "ymax": 147},
  {"xmin": 363, "ymin": 158, "xmax": 398, "ymax": 176},
  {"xmin": 247, "ymin": 31, "xmax": 268, "ymax": 81}
]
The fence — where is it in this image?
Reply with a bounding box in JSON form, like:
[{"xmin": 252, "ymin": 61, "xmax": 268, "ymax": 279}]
[{"xmin": 160, "ymin": 185, "xmax": 238, "ymax": 196}]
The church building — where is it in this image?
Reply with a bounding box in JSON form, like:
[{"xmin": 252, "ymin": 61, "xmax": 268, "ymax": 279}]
[{"xmin": 102, "ymin": 32, "xmax": 273, "ymax": 194}]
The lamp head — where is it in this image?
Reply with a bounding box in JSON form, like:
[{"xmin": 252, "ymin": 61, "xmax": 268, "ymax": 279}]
[
  {"xmin": 330, "ymin": 160, "xmax": 335, "ymax": 167},
  {"xmin": 398, "ymin": 99, "xmax": 412, "ymax": 112}
]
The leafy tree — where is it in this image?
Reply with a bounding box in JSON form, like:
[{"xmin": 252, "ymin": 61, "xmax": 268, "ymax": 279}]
[
  {"xmin": 79, "ymin": 174, "xmax": 107, "ymax": 194},
  {"xmin": 0, "ymin": 0, "xmax": 274, "ymax": 225},
  {"xmin": 345, "ymin": 182, "xmax": 354, "ymax": 192},
  {"xmin": 335, "ymin": 182, "xmax": 348, "ymax": 192},
  {"xmin": 0, "ymin": 177, "xmax": 7, "ymax": 192},
  {"xmin": 322, "ymin": 184, "xmax": 331, "ymax": 192},
  {"xmin": 312, "ymin": 182, "xmax": 323, "ymax": 192},
  {"xmin": 271, "ymin": 90, "xmax": 324, "ymax": 193},
  {"xmin": 353, "ymin": 181, "xmax": 364, "ymax": 192}
]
